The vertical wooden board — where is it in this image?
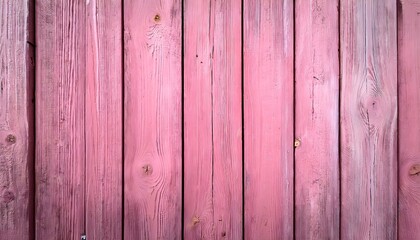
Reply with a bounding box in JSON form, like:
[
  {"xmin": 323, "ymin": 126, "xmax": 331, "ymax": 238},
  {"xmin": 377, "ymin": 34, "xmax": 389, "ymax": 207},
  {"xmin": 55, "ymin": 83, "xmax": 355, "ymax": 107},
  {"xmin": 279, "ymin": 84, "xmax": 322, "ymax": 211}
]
[
  {"xmin": 123, "ymin": 0, "xmax": 182, "ymax": 239},
  {"xmin": 86, "ymin": 0, "xmax": 122, "ymax": 239},
  {"xmin": 398, "ymin": 0, "xmax": 420, "ymax": 238},
  {"xmin": 294, "ymin": 0, "xmax": 340, "ymax": 239},
  {"xmin": 0, "ymin": 0, "xmax": 35, "ymax": 239},
  {"xmin": 35, "ymin": 0, "xmax": 86, "ymax": 238},
  {"xmin": 340, "ymin": 0, "xmax": 398, "ymax": 239},
  {"xmin": 183, "ymin": 2, "xmax": 214, "ymax": 238},
  {"xmin": 183, "ymin": 0, "xmax": 242, "ymax": 239},
  {"xmin": 243, "ymin": 0, "xmax": 294, "ymax": 239}
]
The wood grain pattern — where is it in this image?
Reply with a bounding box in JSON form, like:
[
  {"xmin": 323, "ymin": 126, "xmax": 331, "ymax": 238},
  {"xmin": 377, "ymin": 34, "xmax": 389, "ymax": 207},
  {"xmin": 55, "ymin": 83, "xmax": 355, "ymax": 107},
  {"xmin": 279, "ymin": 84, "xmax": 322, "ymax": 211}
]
[
  {"xmin": 243, "ymin": 0, "xmax": 294, "ymax": 239},
  {"xmin": 294, "ymin": 0, "xmax": 340, "ymax": 239},
  {"xmin": 35, "ymin": 0, "xmax": 86, "ymax": 238},
  {"xmin": 123, "ymin": 0, "xmax": 182, "ymax": 239},
  {"xmin": 340, "ymin": 0, "xmax": 398, "ymax": 239},
  {"xmin": 0, "ymin": 0, "xmax": 35, "ymax": 239},
  {"xmin": 183, "ymin": 0, "xmax": 242, "ymax": 239},
  {"xmin": 398, "ymin": 0, "xmax": 420, "ymax": 238},
  {"xmin": 86, "ymin": 0, "xmax": 122, "ymax": 239}
]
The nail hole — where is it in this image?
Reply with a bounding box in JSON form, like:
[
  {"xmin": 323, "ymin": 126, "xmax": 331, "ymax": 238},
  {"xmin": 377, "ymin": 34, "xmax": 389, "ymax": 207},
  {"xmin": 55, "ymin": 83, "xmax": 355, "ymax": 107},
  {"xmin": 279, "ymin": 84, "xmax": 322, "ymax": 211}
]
[
  {"xmin": 154, "ymin": 14, "xmax": 160, "ymax": 22},
  {"xmin": 294, "ymin": 138, "xmax": 301, "ymax": 148}
]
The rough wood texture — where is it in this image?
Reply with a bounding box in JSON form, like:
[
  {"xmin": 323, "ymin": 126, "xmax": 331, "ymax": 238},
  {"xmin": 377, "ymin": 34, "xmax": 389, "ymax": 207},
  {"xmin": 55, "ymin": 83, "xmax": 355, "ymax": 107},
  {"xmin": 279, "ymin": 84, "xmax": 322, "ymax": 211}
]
[
  {"xmin": 294, "ymin": 0, "xmax": 340, "ymax": 239},
  {"xmin": 243, "ymin": 0, "xmax": 294, "ymax": 239},
  {"xmin": 124, "ymin": 0, "xmax": 182, "ymax": 238},
  {"xmin": 183, "ymin": 0, "xmax": 242, "ymax": 239},
  {"xmin": 86, "ymin": 0, "xmax": 122, "ymax": 239},
  {"xmin": 398, "ymin": 0, "xmax": 420, "ymax": 238},
  {"xmin": 35, "ymin": 0, "xmax": 85, "ymax": 238},
  {"xmin": 0, "ymin": 0, "xmax": 35, "ymax": 239},
  {"xmin": 340, "ymin": 0, "xmax": 398, "ymax": 239}
]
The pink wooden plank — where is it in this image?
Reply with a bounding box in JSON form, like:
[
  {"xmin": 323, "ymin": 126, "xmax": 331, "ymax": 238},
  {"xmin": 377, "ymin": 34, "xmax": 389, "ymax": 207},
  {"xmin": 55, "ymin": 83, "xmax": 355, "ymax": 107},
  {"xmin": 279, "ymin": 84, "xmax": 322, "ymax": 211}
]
[
  {"xmin": 123, "ymin": 0, "xmax": 182, "ymax": 238},
  {"xmin": 243, "ymin": 0, "xmax": 294, "ymax": 239},
  {"xmin": 86, "ymin": 0, "xmax": 122, "ymax": 239},
  {"xmin": 35, "ymin": 0, "xmax": 86, "ymax": 238},
  {"xmin": 0, "ymin": 0, "xmax": 35, "ymax": 238},
  {"xmin": 183, "ymin": 0, "xmax": 242, "ymax": 239},
  {"xmin": 294, "ymin": 0, "xmax": 340, "ymax": 239},
  {"xmin": 340, "ymin": 0, "xmax": 398, "ymax": 238},
  {"xmin": 398, "ymin": 0, "xmax": 420, "ymax": 238}
]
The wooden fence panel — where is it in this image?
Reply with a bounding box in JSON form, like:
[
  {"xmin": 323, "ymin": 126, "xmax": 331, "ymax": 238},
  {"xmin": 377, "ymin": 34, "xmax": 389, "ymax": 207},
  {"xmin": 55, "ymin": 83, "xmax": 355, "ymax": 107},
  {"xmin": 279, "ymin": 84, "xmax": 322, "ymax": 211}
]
[
  {"xmin": 123, "ymin": 0, "xmax": 182, "ymax": 239},
  {"xmin": 35, "ymin": 0, "xmax": 86, "ymax": 239},
  {"xmin": 183, "ymin": 0, "xmax": 242, "ymax": 239},
  {"xmin": 294, "ymin": 0, "xmax": 340, "ymax": 239},
  {"xmin": 243, "ymin": 0, "xmax": 294, "ymax": 239},
  {"xmin": 398, "ymin": 0, "xmax": 420, "ymax": 238},
  {"xmin": 4, "ymin": 1, "xmax": 420, "ymax": 238},
  {"xmin": 0, "ymin": 0, "xmax": 35, "ymax": 239},
  {"xmin": 86, "ymin": 0, "xmax": 123, "ymax": 239},
  {"xmin": 340, "ymin": 0, "xmax": 398, "ymax": 239}
]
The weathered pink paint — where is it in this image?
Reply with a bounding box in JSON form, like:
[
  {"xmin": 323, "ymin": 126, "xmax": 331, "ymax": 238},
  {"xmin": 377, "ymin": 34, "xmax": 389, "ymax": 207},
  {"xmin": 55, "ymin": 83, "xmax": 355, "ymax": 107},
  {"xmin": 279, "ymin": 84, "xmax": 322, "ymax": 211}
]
[
  {"xmin": 35, "ymin": 0, "xmax": 86, "ymax": 239},
  {"xmin": 183, "ymin": 0, "xmax": 242, "ymax": 239},
  {"xmin": 0, "ymin": 0, "xmax": 35, "ymax": 239},
  {"xmin": 398, "ymin": 0, "xmax": 420, "ymax": 238},
  {"xmin": 86, "ymin": 0, "xmax": 122, "ymax": 239},
  {"xmin": 4, "ymin": 1, "xmax": 420, "ymax": 238},
  {"xmin": 294, "ymin": 0, "xmax": 340, "ymax": 239},
  {"xmin": 124, "ymin": 0, "xmax": 182, "ymax": 239},
  {"xmin": 340, "ymin": 0, "xmax": 398, "ymax": 239},
  {"xmin": 244, "ymin": 0, "xmax": 294, "ymax": 239}
]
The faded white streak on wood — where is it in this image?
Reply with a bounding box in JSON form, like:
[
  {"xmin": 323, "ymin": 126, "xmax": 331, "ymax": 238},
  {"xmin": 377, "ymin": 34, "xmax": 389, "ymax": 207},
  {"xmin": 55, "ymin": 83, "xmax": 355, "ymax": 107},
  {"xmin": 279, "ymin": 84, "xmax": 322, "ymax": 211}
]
[
  {"xmin": 86, "ymin": 0, "xmax": 123, "ymax": 239},
  {"xmin": 244, "ymin": 0, "xmax": 294, "ymax": 239},
  {"xmin": 294, "ymin": 0, "xmax": 340, "ymax": 239},
  {"xmin": 340, "ymin": 0, "xmax": 398, "ymax": 239}
]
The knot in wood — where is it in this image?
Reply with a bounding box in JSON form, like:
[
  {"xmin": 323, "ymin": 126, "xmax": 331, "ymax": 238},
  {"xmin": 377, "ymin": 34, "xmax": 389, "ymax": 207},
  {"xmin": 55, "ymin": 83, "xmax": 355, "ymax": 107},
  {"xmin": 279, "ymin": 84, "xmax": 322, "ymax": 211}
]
[
  {"xmin": 192, "ymin": 216, "xmax": 200, "ymax": 226},
  {"xmin": 3, "ymin": 191, "xmax": 15, "ymax": 204},
  {"xmin": 409, "ymin": 164, "xmax": 420, "ymax": 176},
  {"xmin": 6, "ymin": 134, "xmax": 16, "ymax": 143},
  {"xmin": 142, "ymin": 164, "xmax": 153, "ymax": 175}
]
